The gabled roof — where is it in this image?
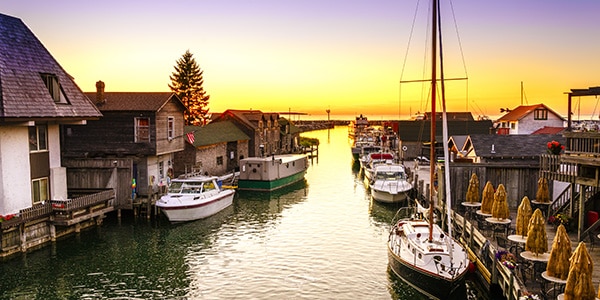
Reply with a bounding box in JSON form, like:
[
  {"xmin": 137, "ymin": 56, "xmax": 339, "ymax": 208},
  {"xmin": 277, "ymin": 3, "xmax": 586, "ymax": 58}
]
[
  {"xmin": 83, "ymin": 92, "xmax": 182, "ymax": 112},
  {"xmin": 212, "ymin": 109, "xmax": 280, "ymax": 130},
  {"xmin": 496, "ymin": 104, "xmax": 564, "ymax": 122},
  {"xmin": 185, "ymin": 121, "xmax": 249, "ymax": 147},
  {"xmin": 0, "ymin": 13, "xmax": 101, "ymax": 120},
  {"xmin": 531, "ymin": 126, "xmax": 566, "ymax": 135},
  {"xmin": 448, "ymin": 135, "xmax": 468, "ymax": 152},
  {"xmin": 466, "ymin": 134, "xmax": 565, "ymax": 158},
  {"xmin": 278, "ymin": 118, "xmax": 301, "ymax": 134}
]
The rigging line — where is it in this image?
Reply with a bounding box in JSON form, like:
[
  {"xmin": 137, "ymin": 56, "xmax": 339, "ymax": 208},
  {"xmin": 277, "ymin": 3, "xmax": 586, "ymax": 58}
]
[
  {"xmin": 399, "ymin": 0, "xmax": 423, "ymax": 82},
  {"xmin": 448, "ymin": 0, "xmax": 469, "ymax": 79},
  {"xmin": 592, "ymin": 95, "xmax": 600, "ymax": 120}
]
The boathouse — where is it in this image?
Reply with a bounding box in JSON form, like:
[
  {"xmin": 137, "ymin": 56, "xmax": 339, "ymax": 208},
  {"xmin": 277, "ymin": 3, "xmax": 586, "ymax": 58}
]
[
  {"xmin": 0, "ymin": 13, "xmax": 114, "ymax": 257},
  {"xmin": 61, "ymin": 83, "xmax": 187, "ymax": 209}
]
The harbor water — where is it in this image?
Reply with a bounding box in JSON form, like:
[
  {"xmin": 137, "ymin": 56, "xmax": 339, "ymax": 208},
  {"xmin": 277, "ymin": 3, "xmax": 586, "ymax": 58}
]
[{"xmin": 0, "ymin": 126, "xmax": 488, "ymax": 299}]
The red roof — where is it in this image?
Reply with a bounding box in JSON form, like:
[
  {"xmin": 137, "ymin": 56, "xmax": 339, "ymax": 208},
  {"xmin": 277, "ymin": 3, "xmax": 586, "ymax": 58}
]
[{"xmin": 531, "ymin": 126, "xmax": 565, "ymax": 134}]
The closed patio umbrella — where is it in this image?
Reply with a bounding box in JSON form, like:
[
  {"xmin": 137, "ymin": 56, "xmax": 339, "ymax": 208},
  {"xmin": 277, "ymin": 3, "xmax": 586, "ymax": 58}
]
[
  {"xmin": 491, "ymin": 184, "xmax": 509, "ymax": 220},
  {"xmin": 516, "ymin": 196, "xmax": 533, "ymax": 237},
  {"xmin": 480, "ymin": 181, "xmax": 494, "ymax": 214},
  {"xmin": 525, "ymin": 208, "xmax": 548, "ymax": 255},
  {"xmin": 466, "ymin": 173, "xmax": 480, "ymax": 203},
  {"xmin": 564, "ymin": 242, "xmax": 595, "ymax": 300},
  {"xmin": 536, "ymin": 177, "xmax": 550, "ymax": 203},
  {"xmin": 546, "ymin": 224, "xmax": 572, "ymax": 280}
]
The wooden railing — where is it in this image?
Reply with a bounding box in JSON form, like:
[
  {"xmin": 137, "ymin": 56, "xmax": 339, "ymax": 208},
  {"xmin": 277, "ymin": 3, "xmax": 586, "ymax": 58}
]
[
  {"xmin": 50, "ymin": 190, "xmax": 114, "ymax": 212},
  {"xmin": 539, "ymin": 154, "xmax": 577, "ymax": 183}
]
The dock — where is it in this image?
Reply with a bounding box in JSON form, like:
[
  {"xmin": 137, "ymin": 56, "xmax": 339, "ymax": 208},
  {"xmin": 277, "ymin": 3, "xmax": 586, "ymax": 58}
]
[{"xmin": 409, "ymin": 163, "xmax": 599, "ymax": 300}]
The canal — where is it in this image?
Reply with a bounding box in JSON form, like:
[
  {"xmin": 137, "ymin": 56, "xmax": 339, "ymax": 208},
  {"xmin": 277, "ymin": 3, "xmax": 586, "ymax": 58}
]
[{"xmin": 0, "ymin": 126, "xmax": 488, "ymax": 299}]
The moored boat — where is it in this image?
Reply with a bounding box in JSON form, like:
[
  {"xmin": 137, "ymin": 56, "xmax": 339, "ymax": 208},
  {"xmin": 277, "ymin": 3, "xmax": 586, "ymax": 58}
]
[
  {"xmin": 369, "ymin": 163, "xmax": 412, "ymax": 203},
  {"xmin": 156, "ymin": 176, "xmax": 235, "ymax": 222},
  {"xmin": 237, "ymin": 154, "xmax": 309, "ymax": 191},
  {"xmin": 387, "ymin": 207, "xmax": 469, "ymax": 299}
]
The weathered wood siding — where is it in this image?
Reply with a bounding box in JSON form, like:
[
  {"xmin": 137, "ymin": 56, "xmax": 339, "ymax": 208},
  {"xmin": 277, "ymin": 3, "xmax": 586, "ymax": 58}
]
[
  {"xmin": 156, "ymin": 98, "xmax": 185, "ymax": 156},
  {"xmin": 447, "ymin": 163, "xmax": 541, "ymax": 210},
  {"xmin": 62, "ymin": 111, "xmax": 157, "ymax": 158},
  {"xmin": 64, "ymin": 158, "xmax": 133, "ymax": 209}
]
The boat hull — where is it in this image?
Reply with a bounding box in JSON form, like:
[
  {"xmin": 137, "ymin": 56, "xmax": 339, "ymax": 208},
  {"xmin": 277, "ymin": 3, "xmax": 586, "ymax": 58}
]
[
  {"xmin": 238, "ymin": 170, "xmax": 306, "ymax": 191},
  {"xmin": 370, "ymin": 187, "xmax": 409, "ymax": 204},
  {"xmin": 158, "ymin": 190, "xmax": 235, "ymax": 222},
  {"xmin": 387, "ymin": 248, "xmax": 467, "ymax": 299},
  {"xmin": 238, "ymin": 154, "xmax": 308, "ymax": 192}
]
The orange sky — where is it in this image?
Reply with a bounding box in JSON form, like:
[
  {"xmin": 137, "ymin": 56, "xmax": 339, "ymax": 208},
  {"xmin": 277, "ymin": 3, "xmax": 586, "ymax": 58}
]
[{"xmin": 4, "ymin": 0, "xmax": 600, "ymax": 120}]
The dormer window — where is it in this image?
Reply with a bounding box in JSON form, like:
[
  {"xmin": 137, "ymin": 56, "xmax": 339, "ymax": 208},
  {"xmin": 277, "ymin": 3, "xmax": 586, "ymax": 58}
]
[
  {"xmin": 534, "ymin": 108, "xmax": 548, "ymax": 120},
  {"xmin": 40, "ymin": 73, "xmax": 68, "ymax": 103}
]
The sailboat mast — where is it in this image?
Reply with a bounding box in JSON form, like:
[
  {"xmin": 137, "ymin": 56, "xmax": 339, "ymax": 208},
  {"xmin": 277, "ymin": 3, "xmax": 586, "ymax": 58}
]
[{"xmin": 428, "ymin": 0, "xmax": 438, "ymax": 242}]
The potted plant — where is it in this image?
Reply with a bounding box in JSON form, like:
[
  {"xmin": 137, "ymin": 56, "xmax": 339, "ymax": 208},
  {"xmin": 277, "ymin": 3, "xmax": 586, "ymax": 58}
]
[{"xmin": 547, "ymin": 140, "xmax": 565, "ymax": 155}]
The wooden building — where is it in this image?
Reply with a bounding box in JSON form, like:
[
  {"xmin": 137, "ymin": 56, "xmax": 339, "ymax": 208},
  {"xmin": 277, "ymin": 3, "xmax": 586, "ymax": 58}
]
[{"xmin": 61, "ymin": 82, "xmax": 186, "ymax": 208}]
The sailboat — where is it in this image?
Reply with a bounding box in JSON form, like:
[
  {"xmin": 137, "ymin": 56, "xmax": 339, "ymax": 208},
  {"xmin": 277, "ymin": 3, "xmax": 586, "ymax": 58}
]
[{"xmin": 387, "ymin": 1, "xmax": 469, "ymax": 298}]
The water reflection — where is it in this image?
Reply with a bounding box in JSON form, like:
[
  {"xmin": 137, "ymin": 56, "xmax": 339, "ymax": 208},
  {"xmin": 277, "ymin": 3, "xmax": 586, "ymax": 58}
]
[{"xmin": 0, "ymin": 127, "xmax": 487, "ymax": 299}]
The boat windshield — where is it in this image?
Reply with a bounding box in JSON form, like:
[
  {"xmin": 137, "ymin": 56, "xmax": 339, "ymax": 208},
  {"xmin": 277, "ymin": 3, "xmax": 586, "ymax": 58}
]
[
  {"xmin": 168, "ymin": 181, "xmax": 206, "ymax": 194},
  {"xmin": 376, "ymin": 171, "xmax": 406, "ymax": 180}
]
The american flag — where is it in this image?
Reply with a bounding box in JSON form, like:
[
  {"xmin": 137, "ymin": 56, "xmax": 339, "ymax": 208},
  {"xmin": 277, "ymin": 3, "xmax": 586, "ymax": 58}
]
[{"xmin": 186, "ymin": 132, "xmax": 195, "ymax": 144}]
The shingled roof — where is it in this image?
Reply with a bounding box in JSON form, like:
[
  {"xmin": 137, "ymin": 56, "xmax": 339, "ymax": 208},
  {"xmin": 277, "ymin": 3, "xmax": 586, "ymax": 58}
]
[
  {"xmin": 185, "ymin": 121, "xmax": 249, "ymax": 147},
  {"xmin": 0, "ymin": 13, "xmax": 101, "ymax": 120},
  {"xmin": 465, "ymin": 134, "xmax": 565, "ymax": 159},
  {"xmin": 83, "ymin": 92, "xmax": 181, "ymax": 112},
  {"xmin": 496, "ymin": 104, "xmax": 565, "ymax": 122}
]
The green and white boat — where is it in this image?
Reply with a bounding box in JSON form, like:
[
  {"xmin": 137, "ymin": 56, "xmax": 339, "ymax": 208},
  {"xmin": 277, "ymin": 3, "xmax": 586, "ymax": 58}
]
[{"xmin": 238, "ymin": 154, "xmax": 309, "ymax": 191}]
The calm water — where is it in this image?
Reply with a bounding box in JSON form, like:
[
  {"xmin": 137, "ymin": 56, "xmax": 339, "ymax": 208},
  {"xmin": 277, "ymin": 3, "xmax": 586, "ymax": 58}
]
[{"xmin": 0, "ymin": 126, "xmax": 485, "ymax": 299}]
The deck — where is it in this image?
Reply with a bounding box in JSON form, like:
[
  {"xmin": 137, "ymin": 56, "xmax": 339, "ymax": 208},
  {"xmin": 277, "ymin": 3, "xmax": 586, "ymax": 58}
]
[{"xmin": 410, "ymin": 164, "xmax": 599, "ymax": 300}]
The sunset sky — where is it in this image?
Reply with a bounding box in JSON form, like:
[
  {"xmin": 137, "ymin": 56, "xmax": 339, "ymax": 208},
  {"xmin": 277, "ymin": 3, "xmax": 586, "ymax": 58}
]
[{"xmin": 4, "ymin": 0, "xmax": 600, "ymax": 120}]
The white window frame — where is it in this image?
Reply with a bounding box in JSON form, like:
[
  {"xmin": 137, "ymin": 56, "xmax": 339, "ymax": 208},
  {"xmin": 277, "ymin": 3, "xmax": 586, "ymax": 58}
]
[
  {"xmin": 32, "ymin": 177, "xmax": 49, "ymax": 204},
  {"xmin": 29, "ymin": 125, "xmax": 48, "ymax": 152}
]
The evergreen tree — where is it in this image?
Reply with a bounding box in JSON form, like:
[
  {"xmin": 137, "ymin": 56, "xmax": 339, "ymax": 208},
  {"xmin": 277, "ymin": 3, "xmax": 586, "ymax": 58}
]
[{"xmin": 169, "ymin": 50, "xmax": 210, "ymax": 125}]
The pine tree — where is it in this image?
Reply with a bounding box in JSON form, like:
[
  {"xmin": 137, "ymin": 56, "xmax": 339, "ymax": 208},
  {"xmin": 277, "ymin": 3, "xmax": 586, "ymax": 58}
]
[{"xmin": 169, "ymin": 50, "xmax": 210, "ymax": 125}]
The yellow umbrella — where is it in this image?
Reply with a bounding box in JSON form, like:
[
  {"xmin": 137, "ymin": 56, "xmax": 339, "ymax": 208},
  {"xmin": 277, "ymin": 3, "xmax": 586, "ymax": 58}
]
[
  {"xmin": 491, "ymin": 184, "xmax": 509, "ymax": 220},
  {"xmin": 515, "ymin": 196, "xmax": 532, "ymax": 237},
  {"xmin": 564, "ymin": 242, "xmax": 595, "ymax": 300},
  {"xmin": 466, "ymin": 173, "xmax": 480, "ymax": 203},
  {"xmin": 546, "ymin": 224, "xmax": 572, "ymax": 280},
  {"xmin": 536, "ymin": 177, "xmax": 550, "ymax": 203},
  {"xmin": 525, "ymin": 208, "xmax": 548, "ymax": 255},
  {"xmin": 481, "ymin": 181, "xmax": 495, "ymax": 214}
]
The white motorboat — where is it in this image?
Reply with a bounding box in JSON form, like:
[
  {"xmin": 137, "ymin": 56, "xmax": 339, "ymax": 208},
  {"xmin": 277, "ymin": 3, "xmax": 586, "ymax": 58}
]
[
  {"xmin": 362, "ymin": 152, "xmax": 395, "ymax": 181},
  {"xmin": 156, "ymin": 176, "xmax": 235, "ymax": 222},
  {"xmin": 369, "ymin": 163, "xmax": 412, "ymax": 204}
]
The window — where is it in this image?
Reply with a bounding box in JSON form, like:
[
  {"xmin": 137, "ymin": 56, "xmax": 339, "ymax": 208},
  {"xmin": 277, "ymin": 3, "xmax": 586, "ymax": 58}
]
[
  {"xmin": 40, "ymin": 73, "xmax": 68, "ymax": 103},
  {"xmin": 167, "ymin": 117, "xmax": 174, "ymax": 140},
  {"xmin": 216, "ymin": 156, "xmax": 223, "ymax": 165},
  {"xmin": 534, "ymin": 109, "xmax": 548, "ymax": 120},
  {"xmin": 29, "ymin": 125, "xmax": 48, "ymax": 152},
  {"xmin": 159, "ymin": 161, "xmax": 164, "ymax": 179},
  {"xmin": 510, "ymin": 122, "xmax": 516, "ymax": 129},
  {"xmin": 135, "ymin": 118, "xmax": 150, "ymax": 142},
  {"xmin": 32, "ymin": 177, "xmax": 49, "ymax": 204}
]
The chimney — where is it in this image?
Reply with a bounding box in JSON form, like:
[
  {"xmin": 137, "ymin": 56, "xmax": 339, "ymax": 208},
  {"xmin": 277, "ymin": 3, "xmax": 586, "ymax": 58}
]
[{"xmin": 95, "ymin": 80, "xmax": 105, "ymax": 105}]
